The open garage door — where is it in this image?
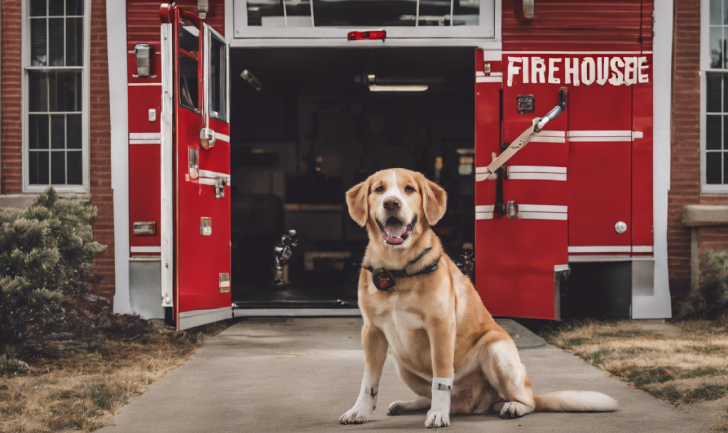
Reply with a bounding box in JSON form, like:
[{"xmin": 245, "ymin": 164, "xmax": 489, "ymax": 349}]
[{"xmin": 160, "ymin": 4, "xmax": 231, "ymax": 330}]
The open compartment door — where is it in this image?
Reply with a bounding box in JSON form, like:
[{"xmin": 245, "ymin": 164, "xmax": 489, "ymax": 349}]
[
  {"xmin": 474, "ymin": 50, "xmax": 569, "ymax": 320},
  {"xmin": 160, "ymin": 4, "xmax": 231, "ymax": 330}
]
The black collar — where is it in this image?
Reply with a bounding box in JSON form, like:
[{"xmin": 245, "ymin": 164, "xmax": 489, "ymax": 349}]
[{"xmin": 363, "ymin": 247, "xmax": 440, "ymax": 291}]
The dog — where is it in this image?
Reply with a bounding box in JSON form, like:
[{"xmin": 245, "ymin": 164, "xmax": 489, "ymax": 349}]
[{"xmin": 339, "ymin": 168, "xmax": 617, "ymax": 428}]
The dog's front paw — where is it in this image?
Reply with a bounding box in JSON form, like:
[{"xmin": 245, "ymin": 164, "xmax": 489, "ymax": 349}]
[
  {"xmin": 339, "ymin": 408, "xmax": 370, "ymax": 425},
  {"xmin": 498, "ymin": 401, "xmax": 531, "ymax": 419},
  {"xmin": 424, "ymin": 410, "xmax": 450, "ymax": 428}
]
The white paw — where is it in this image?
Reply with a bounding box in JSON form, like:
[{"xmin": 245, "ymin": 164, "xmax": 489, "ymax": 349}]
[
  {"xmin": 499, "ymin": 401, "xmax": 531, "ymax": 419},
  {"xmin": 424, "ymin": 410, "xmax": 450, "ymax": 428},
  {"xmin": 339, "ymin": 408, "xmax": 370, "ymax": 425},
  {"xmin": 388, "ymin": 401, "xmax": 406, "ymax": 416}
]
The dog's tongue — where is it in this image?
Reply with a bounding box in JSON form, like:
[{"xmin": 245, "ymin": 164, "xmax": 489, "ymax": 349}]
[{"xmin": 384, "ymin": 219, "xmax": 406, "ymax": 238}]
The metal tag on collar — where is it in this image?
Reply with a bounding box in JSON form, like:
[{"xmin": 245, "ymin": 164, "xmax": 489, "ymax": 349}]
[{"xmin": 372, "ymin": 268, "xmax": 396, "ymax": 291}]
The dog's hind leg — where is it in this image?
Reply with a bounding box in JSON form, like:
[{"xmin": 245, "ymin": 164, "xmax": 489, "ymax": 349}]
[
  {"xmin": 388, "ymin": 360, "xmax": 432, "ymax": 415},
  {"xmin": 478, "ymin": 331, "xmax": 536, "ymax": 419}
]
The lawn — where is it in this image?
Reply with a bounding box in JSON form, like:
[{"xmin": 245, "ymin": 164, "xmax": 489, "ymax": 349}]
[
  {"xmin": 547, "ymin": 320, "xmax": 728, "ymax": 430},
  {"xmin": 0, "ymin": 320, "xmax": 226, "ymax": 433}
]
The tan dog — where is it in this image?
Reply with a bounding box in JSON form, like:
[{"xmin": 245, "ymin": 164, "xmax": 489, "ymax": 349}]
[{"xmin": 340, "ymin": 169, "xmax": 617, "ymax": 428}]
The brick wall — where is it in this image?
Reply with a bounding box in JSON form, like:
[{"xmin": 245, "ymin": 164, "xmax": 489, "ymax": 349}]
[
  {"xmin": 669, "ymin": 0, "xmax": 728, "ymax": 304},
  {"xmin": 0, "ymin": 0, "xmax": 115, "ymax": 298}
]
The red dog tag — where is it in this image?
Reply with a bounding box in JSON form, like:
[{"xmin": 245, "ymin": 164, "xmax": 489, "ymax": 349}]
[{"xmin": 372, "ymin": 268, "xmax": 396, "ymax": 291}]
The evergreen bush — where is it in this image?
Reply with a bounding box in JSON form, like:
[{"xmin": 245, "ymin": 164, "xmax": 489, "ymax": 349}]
[
  {"xmin": 0, "ymin": 188, "xmax": 106, "ymax": 355},
  {"xmin": 679, "ymin": 249, "xmax": 728, "ymax": 319}
]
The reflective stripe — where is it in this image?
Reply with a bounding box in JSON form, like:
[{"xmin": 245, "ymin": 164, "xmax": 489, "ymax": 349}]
[
  {"xmin": 518, "ymin": 204, "xmax": 567, "ymax": 213},
  {"xmin": 476, "ymin": 76, "xmax": 502, "ymax": 83},
  {"xmin": 214, "ymin": 132, "xmax": 230, "ymax": 143},
  {"xmin": 482, "ymin": 51, "xmax": 502, "ymax": 61},
  {"xmin": 568, "ymin": 130, "xmax": 632, "ymax": 137},
  {"xmin": 475, "ymin": 212, "xmax": 494, "ymax": 220},
  {"xmin": 633, "ymin": 246, "xmax": 653, "ymax": 253},
  {"xmin": 518, "ymin": 212, "xmax": 567, "ymax": 220},
  {"xmin": 509, "ymin": 166, "xmax": 567, "ymax": 174},
  {"xmin": 130, "ymin": 133, "xmax": 161, "ymax": 139},
  {"xmin": 531, "ymin": 136, "xmax": 566, "ymax": 143},
  {"xmin": 508, "ymin": 173, "xmax": 567, "ymax": 181},
  {"xmin": 569, "ymin": 246, "xmax": 632, "ymax": 253},
  {"xmin": 130, "ymin": 140, "xmax": 161, "ymax": 145},
  {"xmin": 131, "ymin": 246, "xmax": 162, "ymax": 253},
  {"xmin": 475, "ymin": 205, "xmax": 495, "ymax": 212}
]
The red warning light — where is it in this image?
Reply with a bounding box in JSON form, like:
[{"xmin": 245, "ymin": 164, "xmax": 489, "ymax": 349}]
[{"xmin": 347, "ymin": 30, "xmax": 387, "ymax": 41}]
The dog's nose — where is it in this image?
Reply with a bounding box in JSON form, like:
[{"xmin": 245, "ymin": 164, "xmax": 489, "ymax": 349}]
[{"xmin": 383, "ymin": 197, "xmax": 401, "ymax": 210}]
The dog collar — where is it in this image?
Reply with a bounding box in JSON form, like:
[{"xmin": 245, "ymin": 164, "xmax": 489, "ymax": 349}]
[{"xmin": 363, "ymin": 247, "xmax": 440, "ymax": 291}]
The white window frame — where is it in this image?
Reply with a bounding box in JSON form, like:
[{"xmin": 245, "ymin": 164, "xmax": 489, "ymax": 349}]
[
  {"xmin": 231, "ymin": 0, "xmax": 495, "ymax": 39},
  {"xmin": 21, "ymin": 0, "xmax": 91, "ymax": 193},
  {"xmin": 701, "ymin": 0, "xmax": 728, "ymax": 193}
]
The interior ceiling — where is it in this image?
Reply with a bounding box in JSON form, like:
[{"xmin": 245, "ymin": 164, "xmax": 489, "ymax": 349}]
[{"xmin": 230, "ymin": 47, "xmax": 475, "ymax": 95}]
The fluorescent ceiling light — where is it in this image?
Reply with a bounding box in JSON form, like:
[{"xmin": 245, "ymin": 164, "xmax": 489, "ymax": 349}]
[{"xmin": 368, "ymin": 84, "xmax": 429, "ymax": 92}]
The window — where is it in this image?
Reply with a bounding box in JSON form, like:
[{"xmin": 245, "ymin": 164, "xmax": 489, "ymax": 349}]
[
  {"xmin": 24, "ymin": 0, "xmax": 88, "ymax": 192},
  {"xmin": 208, "ymin": 30, "xmax": 227, "ymax": 121}
]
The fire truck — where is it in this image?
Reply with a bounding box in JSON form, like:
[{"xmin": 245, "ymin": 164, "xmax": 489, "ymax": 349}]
[{"xmin": 121, "ymin": 0, "xmax": 672, "ymax": 330}]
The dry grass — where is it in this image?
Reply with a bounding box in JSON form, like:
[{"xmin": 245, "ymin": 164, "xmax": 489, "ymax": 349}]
[
  {"xmin": 0, "ymin": 322, "xmax": 227, "ymax": 433},
  {"xmin": 547, "ymin": 320, "xmax": 728, "ymax": 430}
]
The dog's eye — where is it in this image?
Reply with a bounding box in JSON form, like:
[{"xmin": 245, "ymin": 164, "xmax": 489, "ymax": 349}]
[
  {"xmin": 405, "ymin": 185, "xmax": 415, "ymax": 193},
  {"xmin": 375, "ymin": 186, "xmax": 384, "ymax": 193}
]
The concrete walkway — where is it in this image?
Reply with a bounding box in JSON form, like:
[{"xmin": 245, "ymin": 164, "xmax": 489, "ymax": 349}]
[{"xmin": 99, "ymin": 318, "xmax": 711, "ymax": 432}]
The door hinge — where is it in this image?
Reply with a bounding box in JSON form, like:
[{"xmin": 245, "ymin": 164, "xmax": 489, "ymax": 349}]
[{"xmin": 215, "ymin": 177, "xmax": 227, "ymax": 199}]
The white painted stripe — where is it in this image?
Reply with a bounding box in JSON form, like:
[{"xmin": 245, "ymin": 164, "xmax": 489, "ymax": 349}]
[
  {"xmin": 214, "ymin": 132, "xmax": 230, "ymax": 142},
  {"xmin": 509, "ymin": 166, "xmax": 567, "ymax": 174},
  {"xmin": 568, "ymin": 130, "xmax": 632, "ymax": 137},
  {"xmin": 531, "ymin": 136, "xmax": 566, "ymax": 143},
  {"xmin": 475, "ymin": 166, "xmax": 490, "ymax": 174},
  {"xmin": 128, "ymin": 83, "xmax": 162, "ymax": 86},
  {"xmin": 130, "ymin": 133, "xmax": 161, "ymax": 139},
  {"xmin": 503, "ymin": 51, "xmax": 652, "ymax": 55},
  {"xmin": 632, "ymin": 131, "xmax": 644, "ymax": 139},
  {"xmin": 537, "ymin": 130, "xmax": 566, "ymax": 137},
  {"xmin": 568, "ymin": 136, "xmax": 632, "ymax": 142},
  {"xmin": 518, "ymin": 212, "xmax": 568, "ymax": 220},
  {"xmin": 131, "ymin": 246, "xmax": 162, "ymax": 253},
  {"xmin": 518, "ymin": 204, "xmax": 568, "ymax": 213},
  {"xmin": 490, "ymin": 72, "xmax": 503, "ymax": 77},
  {"xmin": 475, "ymin": 212, "xmax": 494, "ymax": 220},
  {"xmin": 198, "ymin": 169, "xmax": 230, "ymax": 180},
  {"xmin": 476, "ymin": 71, "xmax": 485, "ymax": 77},
  {"xmin": 633, "ymin": 246, "xmax": 654, "ymax": 253},
  {"xmin": 569, "ymin": 246, "xmax": 632, "ymax": 253},
  {"xmin": 129, "ymin": 139, "xmax": 161, "ymax": 145},
  {"xmin": 509, "ymin": 173, "xmax": 567, "ymax": 181},
  {"xmin": 475, "ymin": 205, "xmax": 495, "ymax": 212},
  {"xmin": 476, "ymin": 76, "xmax": 502, "ymax": 83},
  {"xmin": 482, "ymin": 51, "xmax": 502, "ymax": 61}
]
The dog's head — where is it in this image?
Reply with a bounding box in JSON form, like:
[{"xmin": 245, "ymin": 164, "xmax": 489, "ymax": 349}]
[{"xmin": 346, "ymin": 169, "xmax": 447, "ymax": 249}]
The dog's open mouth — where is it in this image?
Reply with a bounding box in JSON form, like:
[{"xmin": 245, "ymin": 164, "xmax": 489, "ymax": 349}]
[{"xmin": 377, "ymin": 216, "xmax": 416, "ymax": 245}]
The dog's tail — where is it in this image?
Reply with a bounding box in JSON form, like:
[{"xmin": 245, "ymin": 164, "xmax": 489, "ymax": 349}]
[{"xmin": 534, "ymin": 391, "xmax": 618, "ymax": 412}]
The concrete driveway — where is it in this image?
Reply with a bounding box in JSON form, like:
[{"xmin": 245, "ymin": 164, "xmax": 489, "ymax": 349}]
[{"xmin": 99, "ymin": 318, "xmax": 711, "ymax": 432}]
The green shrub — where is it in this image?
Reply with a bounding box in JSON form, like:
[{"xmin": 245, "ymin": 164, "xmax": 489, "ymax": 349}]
[
  {"xmin": 679, "ymin": 249, "xmax": 728, "ymax": 319},
  {"xmin": 0, "ymin": 188, "xmax": 106, "ymax": 356}
]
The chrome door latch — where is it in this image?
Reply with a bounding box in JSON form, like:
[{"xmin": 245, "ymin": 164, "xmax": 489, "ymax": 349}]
[
  {"xmin": 507, "ymin": 201, "xmax": 519, "ymax": 219},
  {"xmin": 200, "ymin": 217, "xmax": 212, "ymax": 236},
  {"xmin": 215, "ymin": 177, "xmax": 227, "ymax": 199},
  {"xmin": 200, "ymin": 127, "xmax": 216, "ymax": 149}
]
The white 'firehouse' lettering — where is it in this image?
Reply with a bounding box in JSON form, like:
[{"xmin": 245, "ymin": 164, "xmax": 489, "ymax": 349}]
[{"xmin": 506, "ymin": 56, "xmax": 650, "ymax": 87}]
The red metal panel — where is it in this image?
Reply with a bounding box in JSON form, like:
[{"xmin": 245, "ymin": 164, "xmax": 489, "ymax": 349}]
[
  {"xmin": 632, "ymin": 53, "xmax": 653, "ymax": 256},
  {"xmin": 127, "ymin": 0, "xmax": 225, "ymax": 45},
  {"xmin": 129, "ymin": 144, "xmax": 161, "ymax": 253}
]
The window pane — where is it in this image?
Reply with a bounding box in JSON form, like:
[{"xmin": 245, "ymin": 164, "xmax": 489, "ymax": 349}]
[
  {"xmin": 708, "ymin": 72, "xmax": 722, "ymax": 112},
  {"xmin": 49, "ymin": 0, "xmax": 64, "ymax": 16},
  {"xmin": 179, "ymin": 25, "xmax": 199, "ymax": 55},
  {"xmin": 418, "ymin": 1, "xmax": 452, "ymax": 26},
  {"xmin": 284, "ymin": 0, "xmax": 313, "ymax": 27},
  {"xmin": 65, "ymin": 17, "xmax": 83, "ymax": 66},
  {"xmin": 708, "ymin": 115, "xmax": 722, "ymax": 150},
  {"xmin": 51, "ymin": 151, "xmax": 66, "ymax": 184},
  {"xmin": 312, "ymin": 0, "xmax": 417, "ymax": 27},
  {"xmin": 51, "ymin": 114, "xmax": 65, "ymax": 149},
  {"xmin": 30, "ymin": 18, "xmax": 47, "ymax": 66},
  {"xmin": 29, "ymin": 115, "xmax": 49, "ymax": 150},
  {"xmin": 49, "ymin": 18, "xmax": 65, "ymax": 66},
  {"xmin": 28, "ymin": 71, "xmax": 49, "ymax": 112},
  {"xmin": 712, "ymin": 0, "xmax": 722, "ymax": 25},
  {"xmin": 210, "ymin": 35, "xmax": 227, "ymax": 120},
  {"xmin": 67, "ymin": 0, "xmax": 83, "ymax": 15},
  {"xmin": 707, "ymin": 152, "xmax": 723, "ymax": 184},
  {"xmin": 179, "ymin": 55, "xmax": 199, "ymax": 111},
  {"xmin": 67, "ymin": 114, "xmax": 82, "ymax": 149},
  {"xmin": 29, "ymin": 151, "xmax": 50, "ymax": 185},
  {"xmin": 30, "ymin": 0, "xmax": 46, "ymax": 16},
  {"xmin": 49, "ymin": 71, "xmax": 82, "ymax": 112},
  {"xmin": 724, "ymin": 116, "xmax": 728, "ymax": 149},
  {"xmin": 247, "ymin": 0, "xmax": 286, "ymax": 27},
  {"xmin": 67, "ymin": 151, "xmax": 82, "ymax": 185},
  {"xmin": 711, "ymin": 27, "xmax": 723, "ymax": 69}
]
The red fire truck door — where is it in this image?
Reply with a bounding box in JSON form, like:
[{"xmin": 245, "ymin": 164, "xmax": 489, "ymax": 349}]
[{"xmin": 160, "ymin": 5, "xmax": 231, "ymax": 330}]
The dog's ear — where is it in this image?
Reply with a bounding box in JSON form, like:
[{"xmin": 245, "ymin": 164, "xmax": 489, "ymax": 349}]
[
  {"xmin": 346, "ymin": 179, "xmax": 370, "ymax": 227},
  {"xmin": 421, "ymin": 176, "xmax": 447, "ymax": 226}
]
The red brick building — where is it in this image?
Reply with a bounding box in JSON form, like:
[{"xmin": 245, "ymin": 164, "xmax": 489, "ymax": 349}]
[{"xmin": 0, "ymin": 0, "xmax": 722, "ymax": 323}]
